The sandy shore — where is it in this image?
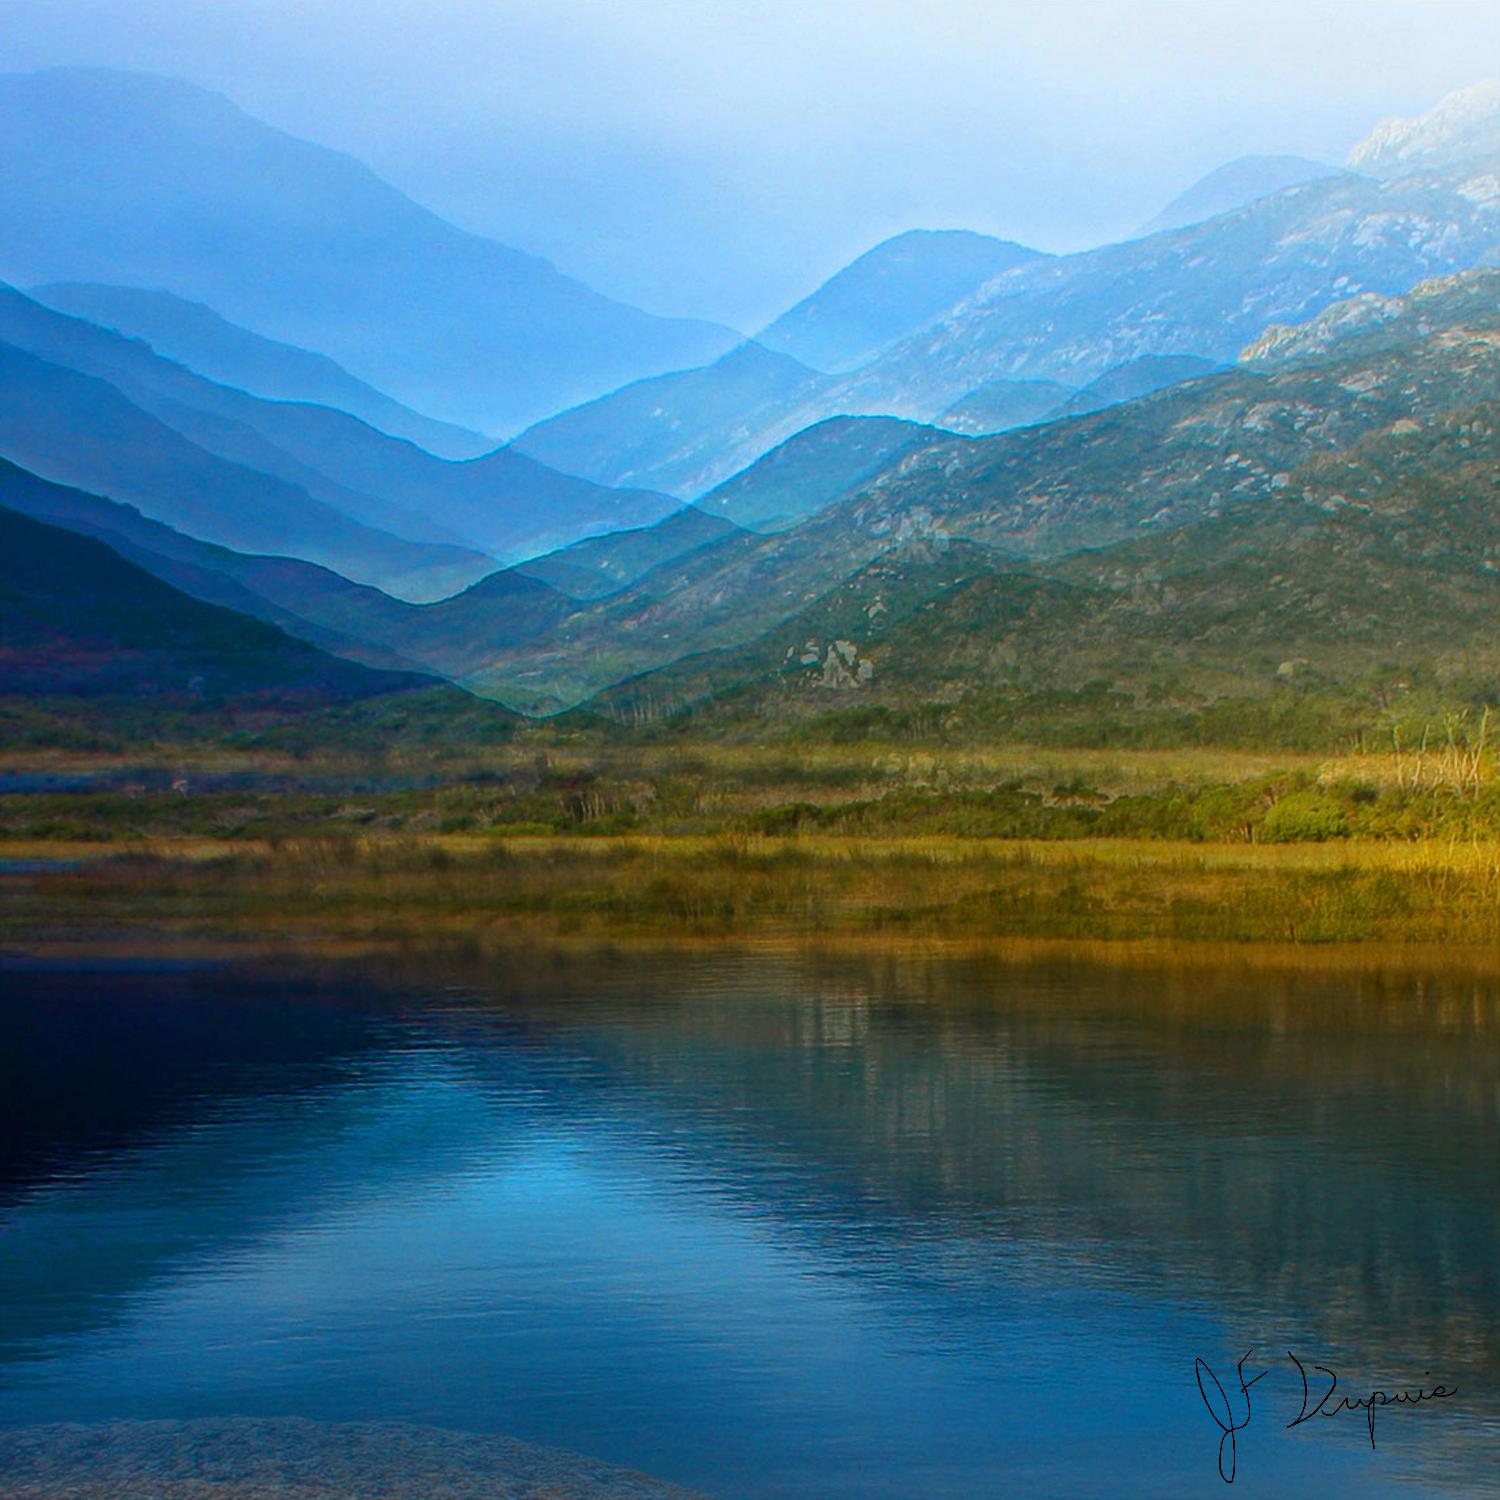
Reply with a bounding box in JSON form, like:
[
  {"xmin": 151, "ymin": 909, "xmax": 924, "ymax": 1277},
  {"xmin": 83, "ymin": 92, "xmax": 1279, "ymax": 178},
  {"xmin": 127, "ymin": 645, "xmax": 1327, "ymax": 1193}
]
[{"xmin": 0, "ymin": 1417, "xmax": 711, "ymax": 1499}]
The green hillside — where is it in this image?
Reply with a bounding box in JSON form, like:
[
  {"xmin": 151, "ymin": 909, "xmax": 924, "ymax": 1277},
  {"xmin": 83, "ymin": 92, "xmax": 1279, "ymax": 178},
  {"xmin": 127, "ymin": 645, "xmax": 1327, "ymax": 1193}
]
[
  {"xmin": 448, "ymin": 271, "xmax": 1500, "ymax": 713},
  {"xmin": 0, "ymin": 504, "xmax": 518, "ymax": 747},
  {"xmin": 599, "ymin": 397, "xmax": 1500, "ymax": 747},
  {"xmin": 698, "ymin": 416, "xmax": 944, "ymax": 532}
]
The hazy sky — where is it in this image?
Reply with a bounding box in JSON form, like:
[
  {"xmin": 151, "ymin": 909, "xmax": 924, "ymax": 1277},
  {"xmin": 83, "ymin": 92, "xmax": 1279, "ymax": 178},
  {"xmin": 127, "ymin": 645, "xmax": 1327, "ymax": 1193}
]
[{"xmin": 3, "ymin": 0, "xmax": 1499, "ymax": 328}]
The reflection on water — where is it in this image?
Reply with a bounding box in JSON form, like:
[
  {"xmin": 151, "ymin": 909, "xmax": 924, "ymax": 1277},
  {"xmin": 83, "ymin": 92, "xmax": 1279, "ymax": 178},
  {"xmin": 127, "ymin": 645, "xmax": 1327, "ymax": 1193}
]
[{"xmin": 1, "ymin": 946, "xmax": 1498, "ymax": 1498}]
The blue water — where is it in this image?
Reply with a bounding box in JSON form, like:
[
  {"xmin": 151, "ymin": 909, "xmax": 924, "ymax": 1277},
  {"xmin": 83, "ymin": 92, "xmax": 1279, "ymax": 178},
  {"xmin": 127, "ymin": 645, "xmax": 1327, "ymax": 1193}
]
[{"xmin": 1, "ymin": 948, "xmax": 1496, "ymax": 1497}]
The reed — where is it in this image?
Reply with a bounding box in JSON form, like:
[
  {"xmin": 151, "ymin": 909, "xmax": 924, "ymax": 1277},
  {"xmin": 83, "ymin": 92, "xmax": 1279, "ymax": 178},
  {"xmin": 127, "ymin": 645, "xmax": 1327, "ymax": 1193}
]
[
  {"xmin": 7, "ymin": 833, "xmax": 1500, "ymax": 950},
  {"xmin": 8, "ymin": 731, "xmax": 1500, "ymax": 950}
]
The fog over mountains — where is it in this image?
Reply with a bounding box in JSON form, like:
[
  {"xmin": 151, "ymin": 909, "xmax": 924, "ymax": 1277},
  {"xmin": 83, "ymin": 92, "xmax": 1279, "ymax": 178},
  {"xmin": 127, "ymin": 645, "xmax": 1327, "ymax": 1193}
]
[
  {"xmin": 1135, "ymin": 155, "xmax": 1340, "ymax": 236},
  {"xmin": 29, "ymin": 282, "xmax": 493, "ymax": 459},
  {"xmin": 0, "ymin": 68, "xmax": 738, "ymax": 437},
  {"xmin": 2, "ymin": 66, "xmax": 1499, "ymax": 730},
  {"xmin": 1350, "ymin": 79, "xmax": 1500, "ymax": 176},
  {"xmin": 756, "ymin": 232, "xmax": 1045, "ymax": 373}
]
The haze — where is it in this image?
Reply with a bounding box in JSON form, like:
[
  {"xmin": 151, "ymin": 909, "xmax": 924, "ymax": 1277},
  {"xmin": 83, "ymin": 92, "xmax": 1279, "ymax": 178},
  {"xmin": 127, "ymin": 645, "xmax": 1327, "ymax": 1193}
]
[{"xmin": 3, "ymin": 0, "xmax": 1499, "ymax": 327}]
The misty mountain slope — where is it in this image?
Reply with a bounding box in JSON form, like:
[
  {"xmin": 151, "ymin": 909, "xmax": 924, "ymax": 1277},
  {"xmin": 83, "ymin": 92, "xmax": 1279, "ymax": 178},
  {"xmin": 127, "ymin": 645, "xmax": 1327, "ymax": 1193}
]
[
  {"xmin": 788, "ymin": 511, "xmax": 1498, "ymax": 720},
  {"xmin": 852, "ymin": 412, "xmax": 1500, "ymax": 699},
  {"xmin": 0, "ymin": 339, "xmax": 491, "ymax": 599},
  {"xmin": 818, "ymin": 268, "xmax": 1500, "ymax": 560},
  {"xmin": 938, "ymin": 379, "xmax": 1076, "ymax": 436},
  {"xmin": 823, "ymin": 157, "xmax": 1500, "ymax": 423},
  {"xmin": 0, "ymin": 502, "xmax": 439, "ymax": 704},
  {"xmin": 0, "ymin": 282, "xmax": 678, "ymax": 563},
  {"xmin": 934, "ymin": 358, "xmax": 1224, "ymax": 435},
  {"xmin": 599, "ymin": 403, "xmax": 1500, "ymax": 732},
  {"xmin": 457, "ymin": 267, "xmax": 1500, "ymax": 711},
  {"xmin": 0, "ymin": 459, "xmax": 435, "ymax": 672},
  {"xmin": 390, "ymin": 570, "xmax": 585, "ymax": 679},
  {"xmin": 1241, "ymin": 269, "xmax": 1500, "ymax": 369},
  {"xmin": 1047, "ymin": 405, "xmax": 1500, "ymax": 594},
  {"xmin": 92, "ymin": 544, "xmax": 430, "ymax": 676},
  {"xmin": 453, "ymin": 466, "xmax": 1028, "ymax": 712},
  {"xmin": 457, "ymin": 518, "xmax": 859, "ymax": 712},
  {"xmin": 112, "ymin": 388, "xmax": 472, "ymax": 551},
  {"xmin": 28, "ymin": 281, "xmax": 492, "ymax": 458},
  {"xmin": 697, "ymin": 417, "xmax": 947, "ymax": 532},
  {"xmin": 235, "ymin": 557, "xmax": 579, "ymax": 683},
  {"xmin": 556, "ymin": 143, "xmax": 1500, "ymax": 499},
  {"xmin": 217, "ymin": 398, "xmax": 680, "ymax": 561},
  {"xmin": 143, "ymin": 376, "xmax": 681, "ymax": 562},
  {"xmin": 510, "ymin": 341, "xmax": 833, "ymax": 498},
  {"xmin": 462, "ymin": 525, "xmax": 1024, "ymax": 716},
  {"xmin": 1137, "ymin": 155, "xmax": 1343, "ymax": 235},
  {"xmin": 0, "ymin": 67, "xmax": 739, "ymax": 434},
  {"xmin": 506, "ymin": 234, "xmax": 1041, "ymax": 505},
  {"xmin": 1349, "ymin": 79, "xmax": 1500, "ymax": 177},
  {"xmin": 1049, "ymin": 355, "xmax": 1232, "ymax": 418},
  {"xmin": 756, "ymin": 230, "xmax": 1045, "ymax": 372},
  {"xmin": 0, "ymin": 458, "xmax": 583, "ymax": 684},
  {"xmin": 515, "ymin": 506, "xmax": 745, "ymax": 600},
  {"xmin": 0, "ymin": 281, "xmax": 466, "ymax": 551}
]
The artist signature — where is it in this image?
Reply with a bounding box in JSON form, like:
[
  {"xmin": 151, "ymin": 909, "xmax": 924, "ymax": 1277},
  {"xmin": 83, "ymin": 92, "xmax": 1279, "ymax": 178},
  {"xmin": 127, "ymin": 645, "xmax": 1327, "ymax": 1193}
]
[{"xmin": 1194, "ymin": 1349, "xmax": 1458, "ymax": 1483}]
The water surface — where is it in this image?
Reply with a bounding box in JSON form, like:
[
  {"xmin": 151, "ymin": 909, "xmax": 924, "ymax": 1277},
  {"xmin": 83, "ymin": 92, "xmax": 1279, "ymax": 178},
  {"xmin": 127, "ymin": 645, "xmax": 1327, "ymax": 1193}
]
[{"xmin": 1, "ymin": 946, "xmax": 1496, "ymax": 1497}]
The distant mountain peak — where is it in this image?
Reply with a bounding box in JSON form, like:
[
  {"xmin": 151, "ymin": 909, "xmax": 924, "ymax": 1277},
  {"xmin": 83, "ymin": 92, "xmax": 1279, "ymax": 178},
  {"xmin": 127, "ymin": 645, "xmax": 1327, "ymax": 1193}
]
[
  {"xmin": 857, "ymin": 228, "xmax": 1033, "ymax": 259},
  {"xmin": 0, "ymin": 66, "xmax": 739, "ymax": 434},
  {"xmin": 1138, "ymin": 155, "xmax": 1342, "ymax": 236},
  {"xmin": 1348, "ymin": 79, "xmax": 1500, "ymax": 176},
  {"xmin": 29, "ymin": 280, "xmax": 493, "ymax": 458},
  {"xmin": 508, "ymin": 339, "xmax": 830, "ymax": 498},
  {"xmin": 757, "ymin": 230, "xmax": 1045, "ymax": 373},
  {"xmin": 711, "ymin": 339, "xmax": 820, "ymax": 378},
  {"xmin": 21, "ymin": 63, "xmax": 235, "ymax": 108}
]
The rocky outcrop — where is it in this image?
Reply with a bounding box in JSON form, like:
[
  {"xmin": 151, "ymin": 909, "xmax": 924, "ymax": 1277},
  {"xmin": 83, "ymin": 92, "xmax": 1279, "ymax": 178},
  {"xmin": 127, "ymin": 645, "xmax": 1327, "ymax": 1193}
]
[
  {"xmin": 1349, "ymin": 80, "xmax": 1500, "ymax": 177},
  {"xmin": 787, "ymin": 637, "xmax": 876, "ymax": 690}
]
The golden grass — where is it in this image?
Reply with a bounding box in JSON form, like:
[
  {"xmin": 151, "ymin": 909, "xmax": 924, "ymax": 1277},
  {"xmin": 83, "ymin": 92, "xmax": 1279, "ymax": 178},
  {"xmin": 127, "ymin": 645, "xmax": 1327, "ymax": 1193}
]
[
  {"xmin": 4, "ymin": 725, "xmax": 1497, "ymax": 926},
  {"xmin": 0, "ymin": 738, "xmax": 1340, "ymax": 789},
  {"xmin": 7, "ymin": 832, "xmax": 1500, "ymax": 953}
]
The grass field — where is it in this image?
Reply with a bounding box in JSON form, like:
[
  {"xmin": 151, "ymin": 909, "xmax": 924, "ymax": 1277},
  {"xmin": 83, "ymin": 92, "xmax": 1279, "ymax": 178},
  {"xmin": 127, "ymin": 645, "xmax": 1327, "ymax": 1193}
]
[
  {"xmin": 7, "ymin": 830, "xmax": 1500, "ymax": 952},
  {"xmin": 7, "ymin": 733, "xmax": 1500, "ymax": 953}
]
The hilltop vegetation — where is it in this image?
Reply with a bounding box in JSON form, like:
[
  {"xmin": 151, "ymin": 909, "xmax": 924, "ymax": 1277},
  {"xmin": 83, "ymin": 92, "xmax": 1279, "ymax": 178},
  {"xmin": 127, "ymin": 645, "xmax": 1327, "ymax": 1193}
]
[
  {"xmin": 453, "ymin": 269, "xmax": 1500, "ymax": 719},
  {"xmin": 647, "ymin": 400, "xmax": 1500, "ymax": 745}
]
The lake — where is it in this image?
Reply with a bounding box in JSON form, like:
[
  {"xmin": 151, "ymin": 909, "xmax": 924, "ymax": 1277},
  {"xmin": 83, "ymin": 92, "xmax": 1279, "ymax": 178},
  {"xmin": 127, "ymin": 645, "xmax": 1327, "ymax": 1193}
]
[{"xmin": 1, "ymin": 944, "xmax": 1496, "ymax": 1497}]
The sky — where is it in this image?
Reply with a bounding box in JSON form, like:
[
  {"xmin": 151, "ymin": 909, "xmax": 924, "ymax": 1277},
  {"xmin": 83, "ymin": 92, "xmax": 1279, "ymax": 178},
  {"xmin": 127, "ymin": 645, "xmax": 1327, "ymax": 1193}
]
[{"xmin": 2, "ymin": 0, "xmax": 1499, "ymax": 330}]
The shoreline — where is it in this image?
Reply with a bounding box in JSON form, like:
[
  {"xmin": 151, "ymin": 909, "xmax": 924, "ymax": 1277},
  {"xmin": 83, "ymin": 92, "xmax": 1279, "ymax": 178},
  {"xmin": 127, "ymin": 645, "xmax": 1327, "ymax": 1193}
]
[
  {"xmin": 8, "ymin": 921, "xmax": 1500, "ymax": 985},
  {"xmin": 7, "ymin": 832, "xmax": 1500, "ymax": 954},
  {"xmin": 0, "ymin": 1417, "xmax": 708, "ymax": 1500}
]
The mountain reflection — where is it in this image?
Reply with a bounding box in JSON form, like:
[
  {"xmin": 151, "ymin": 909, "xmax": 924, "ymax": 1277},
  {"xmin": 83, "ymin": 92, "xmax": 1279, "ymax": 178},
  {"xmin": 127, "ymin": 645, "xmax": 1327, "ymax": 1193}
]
[
  {"xmin": 1, "ymin": 946, "xmax": 1496, "ymax": 1497},
  {"xmin": 439, "ymin": 949, "xmax": 1500, "ymax": 1384}
]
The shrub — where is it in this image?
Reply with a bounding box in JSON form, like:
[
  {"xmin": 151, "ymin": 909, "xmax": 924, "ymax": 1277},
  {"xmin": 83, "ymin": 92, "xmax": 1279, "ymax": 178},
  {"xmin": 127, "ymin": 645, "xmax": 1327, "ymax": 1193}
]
[{"xmin": 1260, "ymin": 790, "xmax": 1349, "ymax": 843}]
